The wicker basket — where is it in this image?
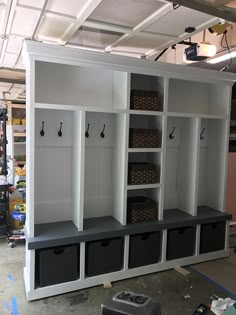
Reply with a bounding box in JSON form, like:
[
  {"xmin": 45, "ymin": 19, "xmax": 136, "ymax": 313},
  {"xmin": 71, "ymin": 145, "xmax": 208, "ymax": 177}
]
[
  {"xmin": 127, "ymin": 196, "xmax": 158, "ymax": 224},
  {"xmin": 129, "ymin": 128, "xmax": 161, "ymax": 148},
  {"xmin": 128, "ymin": 162, "xmax": 159, "ymax": 185},
  {"xmin": 130, "ymin": 89, "xmax": 162, "ymax": 111}
]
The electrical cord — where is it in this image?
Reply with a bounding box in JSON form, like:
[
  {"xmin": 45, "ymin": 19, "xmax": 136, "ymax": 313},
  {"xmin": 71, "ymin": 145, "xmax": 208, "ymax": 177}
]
[{"xmin": 220, "ymin": 31, "xmax": 232, "ymax": 72}]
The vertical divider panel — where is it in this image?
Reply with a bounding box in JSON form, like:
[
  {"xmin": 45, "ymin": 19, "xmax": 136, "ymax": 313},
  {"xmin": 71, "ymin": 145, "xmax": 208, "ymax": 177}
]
[
  {"xmin": 113, "ymin": 73, "xmax": 130, "ymax": 225},
  {"xmin": 195, "ymin": 225, "xmax": 201, "ymax": 256},
  {"xmin": 25, "ymin": 246, "xmax": 35, "ymax": 292},
  {"xmin": 225, "ymin": 221, "xmax": 230, "ymax": 251},
  {"xmin": 124, "ymin": 235, "xmax": 130, "ymax": 271},
  {"xmin": 113, "ymin": 113, "xmax": 129, "ymax": 225},
  {"xmin": 220, "ymin": 119, "xmax": 231, "ymax": 212},
  {"xmin": 114, "ymin": 72, "xmax": 129, "ymax": 110},
  {"xmin": 159, "ymin": 116, "xmax": 167, "ymax": 221},
  {"xmin": 80, "ymin": 242, "xmax": 85, "ymax": 280},
  {"xmin": 193, "ymin": 118, "xmax": 201, "ymax": 216},
  {"xmin": 26, "ymin": 58, "xmax": 36, "ymax": 237},
  {"xmin": 161, "ymin": 229, "xmax": 167, "ymax": 263},
  {"xmin": 159, "ymin": 78, "xmax": 169, "ymax": 220},
  {"xmin": 178, "ymin": 118, "xmax": 200, "ymax": 216},
  {"xmin": 73, "ymin": 111, "xmax": 85, "ymax": 231}
]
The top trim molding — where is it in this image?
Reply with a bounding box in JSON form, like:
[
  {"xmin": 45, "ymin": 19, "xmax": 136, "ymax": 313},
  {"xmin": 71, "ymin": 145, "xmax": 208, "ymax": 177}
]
[{"xmin": 22, "ymin": 40, "xmax": 236, "ymax": 85}]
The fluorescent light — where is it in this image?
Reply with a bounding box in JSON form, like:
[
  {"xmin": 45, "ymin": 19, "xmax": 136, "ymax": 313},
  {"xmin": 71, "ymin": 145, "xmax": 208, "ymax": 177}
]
[{"xmin": 207, "ymin": 50, "xmax": 236, "ymax": 64}]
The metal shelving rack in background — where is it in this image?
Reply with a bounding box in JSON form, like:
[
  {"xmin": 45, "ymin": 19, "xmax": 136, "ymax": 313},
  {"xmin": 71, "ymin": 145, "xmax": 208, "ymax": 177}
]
[{"xmin": 0, "ymin": 108, "xmax": 9, "ymax": 236}]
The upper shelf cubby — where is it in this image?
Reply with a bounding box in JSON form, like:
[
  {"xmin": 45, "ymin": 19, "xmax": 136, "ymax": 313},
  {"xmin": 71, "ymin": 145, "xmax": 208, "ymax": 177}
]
[
  {"xmin": 168, "ymin": 78, "xmax": 230, "ymax": 116},
  {"xmin": 34, "ymin": 61, "xmax": 128, "ymax": 111},
  {"xmin": 130, "ymin": 73, "xmax": 164, "ymax": 112}
]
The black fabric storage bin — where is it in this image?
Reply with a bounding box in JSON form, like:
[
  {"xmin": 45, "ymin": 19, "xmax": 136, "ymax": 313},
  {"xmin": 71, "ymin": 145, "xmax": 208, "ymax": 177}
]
[
  {"xmin": 166, "ymin": 226, "xmax": 196, "ymax": 260},
  {"xmin": 36, "ymin": 244, "xmax": 79, "ymax": 287},
  {"xmin": 200, "ymin": 222, "xmax": 226, "ymax": 254},
  {"xmin": 129, "ymin": 231, "xmax": 162, "ymax": 268},
  {"xmin": 86, "ymin": 237, "xmax": 124, "ymax": 277}
]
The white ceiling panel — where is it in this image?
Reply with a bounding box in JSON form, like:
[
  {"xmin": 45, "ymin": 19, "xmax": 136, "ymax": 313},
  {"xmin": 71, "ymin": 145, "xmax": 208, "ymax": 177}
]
[
  {"xmin": 2, "ymin": 53, "xmax": 18, "ymax": 67},
  {"xmin": 15, "ymin": 55, "xmax": 25, "ymax": 69},
  {"xmin": 145, "ymin": 6, "xmax": 215, "ymax": 36},
  {"xmin": 6, "ymin": 36, "xmax": 23, "ymax": 54},
  {"xmin": 114, "ymin": 33, "xmax": 171, "ymax": 54},
  {"xmin": 9, "ymin": 86, "xmax": 23, "ymax": 93},
  {"xmin": 11, "ymin": 7, "xmax": 41, "ymax": 36},
  {"xmin": 69, "ymin": 26, "xmax": 122, "ymax": 48},
  {"xmin": 0, "ymin": 5, "xmax": 6, "ymax": 34},
  {"xmin": 89, "ymin": 0, "xmax": 166, "ymax": 28},
  {"xmin": 18, "ymin": 0, "xmax": 45, "ymax": 9},
  {"xmin": 46, "ymin": 0, "xmax": 89, "ymax": 17},
  {"xmin": 0, "ymin": 38, "xmax": 3, "ymax": 53},
  {"xmin": 37, "ymin": 13, "xmax": 75, "ymax": 41},
  {"xmin": 0, "ymin": 83, "xmax": 11, "ymax": 89}
]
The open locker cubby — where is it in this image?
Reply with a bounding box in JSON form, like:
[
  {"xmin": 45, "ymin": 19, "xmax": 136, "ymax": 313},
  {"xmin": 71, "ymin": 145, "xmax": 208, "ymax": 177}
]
[
  {"xmin": 130, "ymin": 73, "xmax": 164, "ymax": 112},
  {"xmin": 35, "ymin": 61, "xmax": 128, "ymax": 111},
  {"xmin": 34, "ymin": 108, "xmax": 78, "ymax": 226},
  {"xmin": 164, "ymin": 117, "xmax": 198, "ymax": 217},
  {"xmin": 197, "ymin": 119, "xmax": 228, "ymax": 214},
  {"xmin": 168, "ymin": 79, "xmax": 230, "ymax": 116},
  {"xmin": 84, "ymin": 112, "xmax": 127, "ymax": 225},
  {"xmin": 128, "ymin": 152, "xmax": 161, "ymax": 187},
  {"xmin": 129, "ymin": 114, "xmax": 163, "ymax": 149}
]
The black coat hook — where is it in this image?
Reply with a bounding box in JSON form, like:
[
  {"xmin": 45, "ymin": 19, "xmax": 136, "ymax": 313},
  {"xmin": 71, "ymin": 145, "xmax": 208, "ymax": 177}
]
[
  {"xmin": 200, "ymin": 127, "xmax": 205, "ymax": 140},
  {"xmin": 100, "ymin": 124, "xmax": 106, "ymax": 138},
  {"xmin": 58, "ymin": 122, "xmax": 63, "ymax": 137},
  {"xmin": 169, "ymin": 126, "xmax": 176, "ymax": 140},
  {"xmin": 85, "ymin": 124, "xmax": 90, "ymax": 138},
  {"xmin": 40, "ymin": 121, "xmax": 45, "ymax": 136}
]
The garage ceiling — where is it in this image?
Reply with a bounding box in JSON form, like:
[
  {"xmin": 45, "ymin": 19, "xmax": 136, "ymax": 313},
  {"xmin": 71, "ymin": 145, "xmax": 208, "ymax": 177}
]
[{"xmin": 0, "ymin": 0, "xmax": 228, "ymax": 101}]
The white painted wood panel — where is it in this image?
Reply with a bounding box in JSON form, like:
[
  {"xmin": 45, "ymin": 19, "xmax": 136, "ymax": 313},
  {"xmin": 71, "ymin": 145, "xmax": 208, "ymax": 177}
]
[
  {"xmin": 73, "ymin": 111, "xmax": 85, "ymax": 231},
  {"xmin": 35, "ymin": 61, "xmax": 114, "ymax": 110},
  {"xmin": 34, "ymin": 147, "xmax": 73, "ymax": 223},
  {"xmin": 113, "ymin": 114, "xmax": 128, "ymax": 225},
  {"xmin": 198, "ymin": 119, "xmax": 229, "ymax": 211},
  {"xmin": 164, "ymin": 117, "xmax": 198, "ymax": 214},
  {"xmin": 35, "ymin": 109, "xmax": 73, "ymax": 147}
]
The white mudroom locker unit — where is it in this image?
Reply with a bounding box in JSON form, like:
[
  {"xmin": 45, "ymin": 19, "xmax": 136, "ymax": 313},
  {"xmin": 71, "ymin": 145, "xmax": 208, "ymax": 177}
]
[{"xmin": 23, "ymin": 40, "xmax": 235, "ymax": 301}]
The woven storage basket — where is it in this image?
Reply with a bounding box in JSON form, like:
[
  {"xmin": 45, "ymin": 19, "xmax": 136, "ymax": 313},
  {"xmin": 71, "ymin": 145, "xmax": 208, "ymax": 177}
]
[
  {"xmin": 128, "ymin": 162, "xmax": 159, "ymax": 185},
  {"xmin": 127, "ymin": 196, "xmax": 158, "ymax": 224},
  {"xmin": 130, "ymin": 89, "xmax": 162, "ymax": 111},
  {"xmin": 129, "ymin": 128, "xmax": 161, "ymax": 148}
]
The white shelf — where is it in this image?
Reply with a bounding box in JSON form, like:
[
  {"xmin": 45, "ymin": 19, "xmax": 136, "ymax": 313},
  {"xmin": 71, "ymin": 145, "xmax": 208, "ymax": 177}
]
[
  {"xmin": 167, "ymin": 112, "xmax": 226, "ymax": 120},
  {"xmin": 127, "ymin": 183, "xmax": 161, "ymax": 190},
  {"xmin": 34, "ymin": 102, "xmax": 127, "ymax": 114},
  {"xmin": 128, "ymin": 148, "xmax": 162, "ymax": 153},
  {"xmin": 14, "ymin": 142, "xmax": 26, "ymax": 145},
  {"xmin": 129, "ymin": 110, "xmax": 164, "ymax": 116}
]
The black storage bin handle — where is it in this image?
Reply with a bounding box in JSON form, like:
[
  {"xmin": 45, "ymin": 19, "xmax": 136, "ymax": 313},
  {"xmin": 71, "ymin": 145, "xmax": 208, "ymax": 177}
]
[
  {"xmin": 141, "ymin": 234, "xmax": 150, "ymax": 241},
  {"xmin": 53, "ymin": 249, "xmax": 65, "ymax": 255},
  {"xmin": 101, "ymin": 240, "xmax": 110, "ymax": 247}
]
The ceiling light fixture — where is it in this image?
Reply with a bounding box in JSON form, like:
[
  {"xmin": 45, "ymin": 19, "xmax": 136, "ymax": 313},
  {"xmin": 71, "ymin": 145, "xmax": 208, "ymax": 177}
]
[{"xmin": 207, "ymin": 49, "xmax": 236, "ymax": 64}]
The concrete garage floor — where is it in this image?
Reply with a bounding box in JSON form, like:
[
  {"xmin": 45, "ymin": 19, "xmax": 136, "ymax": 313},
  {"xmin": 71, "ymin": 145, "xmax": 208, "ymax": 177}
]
[{"xmin": 0, "ymin": 239, "xmax": 232, "ymax": 315}]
